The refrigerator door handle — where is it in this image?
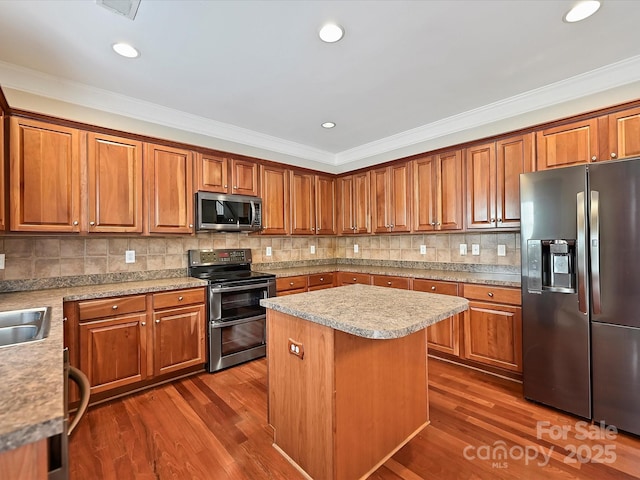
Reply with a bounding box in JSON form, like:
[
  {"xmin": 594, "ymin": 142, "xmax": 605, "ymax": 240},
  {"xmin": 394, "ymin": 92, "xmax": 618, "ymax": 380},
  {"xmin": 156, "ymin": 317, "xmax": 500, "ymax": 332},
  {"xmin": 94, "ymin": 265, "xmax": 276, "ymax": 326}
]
[
  {"xmin": 577, "ymin": 191, "xmax": 587, "ymax": 314},
  {"xmin": 590, "ymin": 190, "xmax": 602, "ymax": 314}
]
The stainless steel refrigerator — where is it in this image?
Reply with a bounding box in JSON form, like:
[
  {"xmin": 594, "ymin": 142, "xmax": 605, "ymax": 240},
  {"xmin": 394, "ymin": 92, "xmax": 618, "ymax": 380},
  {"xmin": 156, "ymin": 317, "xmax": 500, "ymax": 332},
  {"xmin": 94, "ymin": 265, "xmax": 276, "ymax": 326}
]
[{"xmin": 520, "ymin": 158, "xmax": 640, "ymax": 436}]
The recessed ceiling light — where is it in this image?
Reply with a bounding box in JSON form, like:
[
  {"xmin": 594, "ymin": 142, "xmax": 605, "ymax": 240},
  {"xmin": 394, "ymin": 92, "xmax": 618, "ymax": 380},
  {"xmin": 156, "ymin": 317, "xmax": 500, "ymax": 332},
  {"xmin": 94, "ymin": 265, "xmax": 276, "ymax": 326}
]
[
  {"xmin": 319, "ymin": 23, "xmax": 344, "ymax": 43},
  {"xmin": 564, "ymin": 1, "xmax": 601, "ymax": 22},
  {"xmin": 112, "ymin": 42, "xmax": 140, "ymax": 58},
  {"xmin": 321, "ymin": 122, "xmax": 336, "ymax": 129}
]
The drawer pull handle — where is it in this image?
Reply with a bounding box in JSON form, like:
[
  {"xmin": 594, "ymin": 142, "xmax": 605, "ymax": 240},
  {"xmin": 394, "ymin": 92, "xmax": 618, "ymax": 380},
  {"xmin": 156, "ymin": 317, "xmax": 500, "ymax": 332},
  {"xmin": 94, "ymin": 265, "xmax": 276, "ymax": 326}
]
[
  {"xmin": 320, "ymin": 277, "xmax": 324, "ymax": 281},
  {"xmin": 141, "ymin": 321, "xmax": 146, "ymax": 326},
  {"xmin": 353, "ymin": 278, "xmax": 357, "ymax": 281},
  {"xmin": 387, "ymin": 281, "xmax": 392, "ymax": 285},
  {"xmin": 178, "ymin": 296, "xmax": 184, "ymax": 301},
  {"xmin": 488, "ymin": 292, "xmax": 494, "ymax": 297},
  {"xmin": 112, "ymin": 305, "xmax": 118, "ymax": 310},
  {"xmin": 431, "ymin": 286, "xmax": 436, "ymax": 291}
]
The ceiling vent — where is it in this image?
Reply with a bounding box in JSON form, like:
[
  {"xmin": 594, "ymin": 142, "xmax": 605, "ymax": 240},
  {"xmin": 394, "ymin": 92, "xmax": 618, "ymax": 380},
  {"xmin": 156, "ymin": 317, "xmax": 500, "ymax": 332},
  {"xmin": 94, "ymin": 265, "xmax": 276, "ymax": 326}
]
[{"xmin": 96, "ymin": 0, "xmax": 141, "ymax": 20}]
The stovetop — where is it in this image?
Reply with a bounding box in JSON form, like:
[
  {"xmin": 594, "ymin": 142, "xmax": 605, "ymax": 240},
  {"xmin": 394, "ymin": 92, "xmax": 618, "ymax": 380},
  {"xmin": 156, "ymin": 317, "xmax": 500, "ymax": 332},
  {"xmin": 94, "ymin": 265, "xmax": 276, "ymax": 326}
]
[
  {"xmin": 190, "ymin": 269, "xmax": 275, "ymax": 283},
  {"xmin": 187, "ymin": 248, "xmax": 275, "ymax": 284}
]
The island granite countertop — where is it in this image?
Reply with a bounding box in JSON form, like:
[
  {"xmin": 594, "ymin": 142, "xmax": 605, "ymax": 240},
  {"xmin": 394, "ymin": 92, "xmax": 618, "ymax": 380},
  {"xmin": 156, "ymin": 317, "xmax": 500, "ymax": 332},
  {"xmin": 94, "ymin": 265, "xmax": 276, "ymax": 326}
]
[
  {"xmin": 0, "ymin": 276, "xmax": 207, "ymax": 454},
  {"xmin": 261, "ymin": 284, "xmax": 469, "ymax": 339}
]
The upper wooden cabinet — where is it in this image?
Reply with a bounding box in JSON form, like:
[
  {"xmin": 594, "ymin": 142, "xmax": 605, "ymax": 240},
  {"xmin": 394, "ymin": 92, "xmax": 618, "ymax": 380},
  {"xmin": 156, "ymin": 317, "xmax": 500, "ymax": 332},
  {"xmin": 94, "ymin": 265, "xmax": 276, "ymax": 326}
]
[
  {"xmin": 413, "ymin": 150, "xmax": 463, "ymax": 232},
  {"xmin": 370, "ymin": 162, "xmax": 411, "ymax": 233},
  {"xmin": 145, "ymin": 143, "xmax": 194, "ymax": 234},
  {"xmin": 338, "ymin": 171, "xmax": 370, "ymax": 234},
  {"xmin": 465, "ymin": 134, "xmax": 532, "ymax": 229},
  {"xmin": 195, "ymin": 153, "xmax": 259, "ymax": 196},
  {"xmin": 536, "ymin": 118, "xmax": 599, "ymax": 170},
  {"xmin": 608, "ymin": 106, "xmax": 640, "ymax": 161},
  {"xmin": 10, "ymin": 117, "xmax": 81, "ymax": 232},
  {"xmin": 87, "ymin": 132, "xmax": 143, "ymax": 233},
  {"xmin": 314, "ymin": 174, "xmax": 336, "ymax": 235},
  {"xmin": 260, "ymin": 164, "xmax": 289, "ymax": 235},
  {"xmin": 290, "ymin": 171, "xmax": 335, "ymax": 235}
]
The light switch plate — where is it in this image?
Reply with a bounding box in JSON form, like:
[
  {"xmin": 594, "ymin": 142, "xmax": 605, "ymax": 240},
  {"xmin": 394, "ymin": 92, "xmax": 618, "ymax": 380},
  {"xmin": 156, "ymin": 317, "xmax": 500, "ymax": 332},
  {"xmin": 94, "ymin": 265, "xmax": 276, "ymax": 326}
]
[
  {"xmin": 266, "ymin": 246, "xmax": 272, "ymax": 257},
  {"xmin": 459, "ymin": 244, "xmax": 467, "ymax": 256},
  {"xmin": 125, "ymin": 250, "xmax": 135, "ymax": 263},
  {"xmin": 0, "ymin": 254, "xmax": 5, "ymax": 269},
  {"xmin": 497, "ymin": 244, "xmax": 506, "ymax": 256},
  {"xmin": 310, "ymin": 245, "xmax": 316, "ymax": 254},
  {"xmin": 354, "ymin": 244, "xmax": 359, "ymax": 253},
  {"xmin": 472, "ymin": 244, "xmax": 480, "ymax": 256},
  {"xmin": 420, "ymin": 245, "xmax": 427, "ymax": 255}
]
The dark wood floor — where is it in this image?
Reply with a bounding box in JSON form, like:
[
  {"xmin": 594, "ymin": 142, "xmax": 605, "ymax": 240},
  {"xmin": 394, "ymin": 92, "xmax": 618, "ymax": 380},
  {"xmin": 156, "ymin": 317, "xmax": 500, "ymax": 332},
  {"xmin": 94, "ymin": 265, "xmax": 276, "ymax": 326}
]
[{"xmin": 69, "ymin": 358, "xmax": 640, "ymax": 479}]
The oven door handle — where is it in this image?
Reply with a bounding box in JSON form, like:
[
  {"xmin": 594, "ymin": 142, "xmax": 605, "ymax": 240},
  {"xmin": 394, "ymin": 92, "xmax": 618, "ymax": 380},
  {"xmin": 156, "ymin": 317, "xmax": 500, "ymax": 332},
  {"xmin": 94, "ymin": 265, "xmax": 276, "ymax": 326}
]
[
  {"xmin": 210, "ymin": 281, "xmax": 273, "ymax": 293},
  {"xmin": 211, "ymin": 314, "xmax": 266, "ymax": 328}
]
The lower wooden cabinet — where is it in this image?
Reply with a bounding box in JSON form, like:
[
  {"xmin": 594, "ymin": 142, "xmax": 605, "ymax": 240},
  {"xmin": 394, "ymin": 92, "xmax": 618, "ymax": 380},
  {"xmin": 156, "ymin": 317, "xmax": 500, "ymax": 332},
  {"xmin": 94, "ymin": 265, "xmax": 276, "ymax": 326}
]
[
  {"xmin": 413, "ymin": 279, "xmax": 460, "ymax": 356},
  {"xmin": 67, "ymin": 287, "xmax": 206, "ymax": 400},
  {"xmin": 336, "ymin": 272, "xmax": 371, "ymax": 285},
  {"xmin": 461, "ymin": 284, "xmax": 522, "ymax": 373},
  {"xmin": 307, "ymin": 273, "xmax": 334, "ymax": 291},
  {"xmin": 371, "ymin": 274, "xmax": 411, "ymax": 290},
  {"xmin": 276, "ymin": 275, "xmax": 308, "ymax": 295}
]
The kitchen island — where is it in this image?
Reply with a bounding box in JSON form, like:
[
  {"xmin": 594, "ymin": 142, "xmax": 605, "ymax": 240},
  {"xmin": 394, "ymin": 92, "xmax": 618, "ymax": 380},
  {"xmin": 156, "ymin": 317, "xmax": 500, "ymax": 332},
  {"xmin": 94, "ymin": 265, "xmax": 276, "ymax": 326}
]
[{"xmin": 261, "ymin": 284, "xmax": 468, "ymax": 480}]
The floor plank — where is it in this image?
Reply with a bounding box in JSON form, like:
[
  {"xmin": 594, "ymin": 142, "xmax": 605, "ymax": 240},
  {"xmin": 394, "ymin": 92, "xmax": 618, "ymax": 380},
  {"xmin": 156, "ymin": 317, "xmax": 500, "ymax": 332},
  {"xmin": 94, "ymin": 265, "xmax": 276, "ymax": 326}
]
[{"xmin": 69, "ymin": 358, "xmax": 640, "ymax": 480}]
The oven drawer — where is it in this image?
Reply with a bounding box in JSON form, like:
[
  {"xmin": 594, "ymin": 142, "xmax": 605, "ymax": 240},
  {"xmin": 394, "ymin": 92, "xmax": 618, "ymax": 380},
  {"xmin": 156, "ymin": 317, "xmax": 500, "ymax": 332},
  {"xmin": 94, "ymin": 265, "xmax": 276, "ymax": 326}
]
[
  {"xmin": 153, "ymin": 288, "xmax": 205, "ymax": 310},
  {"xmin": 78, "ymin": 295, "xmax": 146, "ymax": 321}
]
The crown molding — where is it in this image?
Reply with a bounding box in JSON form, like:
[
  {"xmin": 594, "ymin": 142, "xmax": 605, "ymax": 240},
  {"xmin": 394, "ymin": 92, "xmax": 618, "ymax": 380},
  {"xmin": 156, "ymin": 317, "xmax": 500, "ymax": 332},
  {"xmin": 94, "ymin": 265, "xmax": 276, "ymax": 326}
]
[
  {"xmin": 335, "ymin": 54, "xmax": 640, "ymax": 165},
  {"xmin": 0, "ymin": 60, "xmax": 335, "ymax": 166}
]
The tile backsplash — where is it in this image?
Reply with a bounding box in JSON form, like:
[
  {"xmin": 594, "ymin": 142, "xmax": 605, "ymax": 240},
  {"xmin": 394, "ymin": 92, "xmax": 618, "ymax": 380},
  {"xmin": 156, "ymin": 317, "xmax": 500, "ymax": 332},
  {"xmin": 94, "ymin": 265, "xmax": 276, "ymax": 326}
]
[{"xmin": 0, "ymin": 232, "xmax": 520, "ymax": 282}]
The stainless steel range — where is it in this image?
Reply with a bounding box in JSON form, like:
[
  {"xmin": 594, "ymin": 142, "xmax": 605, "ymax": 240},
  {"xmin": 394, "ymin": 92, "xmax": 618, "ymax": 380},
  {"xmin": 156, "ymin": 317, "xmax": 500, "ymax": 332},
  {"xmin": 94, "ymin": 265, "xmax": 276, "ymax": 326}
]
[{"xmin": 188, "ymin": 249, "xmax": 276, "ymax": 372}]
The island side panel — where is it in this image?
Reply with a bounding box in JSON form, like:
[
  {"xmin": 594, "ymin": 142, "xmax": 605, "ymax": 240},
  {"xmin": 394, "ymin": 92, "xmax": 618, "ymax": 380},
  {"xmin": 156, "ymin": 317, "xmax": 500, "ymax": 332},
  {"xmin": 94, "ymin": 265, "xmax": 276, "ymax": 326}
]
[
  {"xmin": 267, "ymin": 310, "xmax": 335, "ymax": 480},
  {"xmin": 334, "ymin": 329, "xmax": 429, "ymax": 480}
]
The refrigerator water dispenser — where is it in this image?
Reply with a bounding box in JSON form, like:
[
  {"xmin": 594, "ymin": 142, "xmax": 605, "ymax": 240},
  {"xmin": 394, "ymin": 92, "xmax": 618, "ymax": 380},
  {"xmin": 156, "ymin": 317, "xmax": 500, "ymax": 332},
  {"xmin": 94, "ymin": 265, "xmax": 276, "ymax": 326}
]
[{"xmin": 527, "ymin": 239, "xmax": 576, "ymax": 293}]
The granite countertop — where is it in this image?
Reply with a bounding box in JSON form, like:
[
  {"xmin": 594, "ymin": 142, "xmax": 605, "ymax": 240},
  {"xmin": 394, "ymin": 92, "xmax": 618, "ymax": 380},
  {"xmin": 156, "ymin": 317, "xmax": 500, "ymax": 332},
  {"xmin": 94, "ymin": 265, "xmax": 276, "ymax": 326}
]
[
  {"xmin": 261, "ymin": 284, "xmax": 469, "ymax": 339},
  {"xmin": 0, "ymin": 276, "xmax": 207, "ymax": 454},
  {"xmin": 255, "ymin": 264, "xmax": 521, "ymax": 288}
]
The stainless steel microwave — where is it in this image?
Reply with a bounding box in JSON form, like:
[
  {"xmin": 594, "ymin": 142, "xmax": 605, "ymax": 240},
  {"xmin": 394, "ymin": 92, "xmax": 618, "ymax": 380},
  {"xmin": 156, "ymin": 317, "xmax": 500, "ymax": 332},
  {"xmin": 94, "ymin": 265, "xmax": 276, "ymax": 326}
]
[{"xmin": 195, "ymin": 192, "xmax": 262, "ymax": 232}]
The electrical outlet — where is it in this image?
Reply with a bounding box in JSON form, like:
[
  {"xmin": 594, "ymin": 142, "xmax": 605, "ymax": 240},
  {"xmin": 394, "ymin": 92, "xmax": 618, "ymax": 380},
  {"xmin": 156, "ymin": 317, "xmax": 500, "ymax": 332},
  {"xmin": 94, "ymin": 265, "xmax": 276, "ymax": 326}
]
[
  {"xmin": 354, "ymin": 244, "xmax": 359, "ymax": 253},
  {"xmin": 310, "ymin": 245, "xmax": 316, "ymax": 254},
  {"xmin": 420, "ymin": 245, "xmax": 427, "ymax": 255},
  {"xmin": 266, "ymin": 246, "xmax": 272, "ymax": 257},
  {"xmin": 459, "ymin": 244, "xmax": 467, "ymax": 256},
  {"xmin": 125, "ymin": 250, "xmax": 135, "ymax": 263},
  {"xmin": 497, "ymin": 244, "xmax": 506, "ymax": 257},
  {"xmin": 0, "ymin": 254, "xmax": 5, "ymax": 269},
  {"xmin": 471, "ymin": 244, "xmax": 480, "ymax": 256}
]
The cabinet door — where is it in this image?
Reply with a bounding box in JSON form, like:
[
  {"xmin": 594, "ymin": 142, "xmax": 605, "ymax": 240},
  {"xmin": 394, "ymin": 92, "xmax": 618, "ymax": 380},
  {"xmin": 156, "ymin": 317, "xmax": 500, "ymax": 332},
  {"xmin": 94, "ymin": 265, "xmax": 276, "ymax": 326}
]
[
  {"xmin": 260, "ymin": 164, "xmax": 289, "ymax": 234},
  {"xmin": 231, "ymin": 158, "xmax": 259, "ymax": 196},
  {"xmin": 87, "ymin": 133, "xmax": 143, "ymax": 233},
  {"xmin": 370, "ymin": 167, "xmax": 389, "ymax": 233},
  {"xmin": 608, "ymin": 107, "xmax": 640, "ymax": 161},
  {"xmin": 337, "ymin": 175, "xmax": 354, "ymax": 234},
  {"xmin": 315, "ymin": 175, "xmax": 336, "ymax": 235},
  {"xmin": 353, "ymin": 171, "xmax": 371, "ymax": 234},
  {"xmin": 290, "ymin": 170, "xmax": 315, "ymax": 235},
  {"xmin": 388, "ymin": 163, "xmax": 411, "ymax": 232},
  {"xmin": 536, "ymin": 118, "xmax": 599, "ymax": 170},
  {"xmin": 153, "ymin": 304, "xmax": 206, "ymax": 376},
  {"xmin": 10, "ymin": 117, "xmax": 80, "ymax": 232},
  {"xmin": 196, "ymin": 153, "xmax": 228, "ymax": 193},
  {"xmin": 466, "ymin": 143, "xmax": 496, "ymax": 229},
  {"xmin": 496, "ymin": 133, "xmax": 532, "ymax": 229},
  {"xmin": 463, "ymin": 302, "xmax": 522, "ymax": 372},
  {"xmin": 439, "ymin": 150, "xmax": 463, "ymax": 231},
  {"xmin": 79, "ymin": 313, "xmax": 149, "ymax": 394},
  {"xmin": 412, "ymin": 156, "xmax": 437, "ymax": 232},
  {"xmin": 146, "ymin": 144, "xmax": 194, "ymax": 234}
]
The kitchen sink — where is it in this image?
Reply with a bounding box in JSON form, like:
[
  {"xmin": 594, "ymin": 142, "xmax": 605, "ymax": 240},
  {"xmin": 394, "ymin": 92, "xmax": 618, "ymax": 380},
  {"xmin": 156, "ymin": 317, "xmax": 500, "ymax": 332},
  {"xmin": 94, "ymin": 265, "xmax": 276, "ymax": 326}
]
[{"xmin": 0, "ymin": 307, "xmax": 52, "ymax": 348}]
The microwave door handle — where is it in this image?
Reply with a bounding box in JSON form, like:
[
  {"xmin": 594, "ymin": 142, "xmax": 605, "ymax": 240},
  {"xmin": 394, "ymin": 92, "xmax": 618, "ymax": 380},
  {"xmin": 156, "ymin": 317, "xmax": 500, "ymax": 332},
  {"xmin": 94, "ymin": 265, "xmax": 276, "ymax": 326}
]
[
  {"xmin": 590, "ymin": 190, "xmax": 602, "ymax": 314},
  {"xmin": 576, "ymin": 192, "xmax": 587, "ymax": 314}
]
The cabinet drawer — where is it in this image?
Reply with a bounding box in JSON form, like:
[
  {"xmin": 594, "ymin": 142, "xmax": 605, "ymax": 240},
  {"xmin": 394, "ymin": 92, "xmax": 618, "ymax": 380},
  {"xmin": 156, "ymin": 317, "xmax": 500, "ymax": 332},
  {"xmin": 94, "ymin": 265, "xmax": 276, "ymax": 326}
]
[
  {"xmin": 78, "ymin": 295, "xmax": 146, "ymax": 321},
  {"xmin": 308, "ymin": 273, "xmax": 334, "ymax": 288},
  {"xmin": 337, "ymin": 272, "xmax": 372, "ymax": 285},
  {"xmin": 463, "ymin": 284, "xmax": 521, "ymax": 306},
  {"xmin": 372, "ymin": 275, "xmax": 411, "ymax": 290},
  {"xmin": 413, "ymin": 279, "xmax": 458, "ymax": 296},
  {"xmin": 153, "ymin": 288, "xmax": 205, "ymax": 310},
  {"xmin": 276, "ymin": 275, "xmax": 308, "ymax": 293}
]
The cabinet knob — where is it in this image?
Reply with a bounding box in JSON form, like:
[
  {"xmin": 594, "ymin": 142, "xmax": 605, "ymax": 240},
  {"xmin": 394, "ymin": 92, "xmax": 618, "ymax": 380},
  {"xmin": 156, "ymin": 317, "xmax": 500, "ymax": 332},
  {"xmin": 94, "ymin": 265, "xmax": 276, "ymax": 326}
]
[
  {"xmin": 490, "ymin": 218, "xmax": 496, "ymax": 223},
  {"xmin": 352, "ymin": 278, "xmax": 357, "ymax": 281},
  {"xmin": 497, "ymin": 218, "xmax": 502, "ymax": 223},
  {"xmin": 141, "ymin": 321, "xmax": 146, "ymax": 326},
  {"xmin": 89, "ymin": 221, "xmax": 95, "ymax": 226},
  {"xmin": 311, "ymin": 227, "xmax": 315, "ymax": 231},
  {"xmin": 63, "ymin": 317, "xmax": 68, "ymax": 322},
  {"xmin": 488, "ymin": 292, "xmax": 494, "ymax": 297},
  {"xmin": 73, "ymin": 221, "xmax": 78, "ymax": 226},
  {"xmin": 178, "ymin": 296, "xmax": 184, "ymax": 301},
  {"xmin": 320, "ymin": 277, "xmax": 324, "ymax": 281},
  {"xmin": 431, "ymin": 286, "xmax": 436, "ymax": 291},
  {"xmin": 233, "ymin": 185, "xmax": 238, "ymax": 189},
  {"xmin": 385, "ymin": 224, "xmax": 390, "ymax": 228},
  {"xmin": 387, "ymin": 281, "xmax": 392, "ymax": 285},
  {"xmin": 430, "ymin": 222, "xmax": 436, "ymax": 226},
  {"xmin": 592, "ymin": 155, "xmax": 597, "ymax": 161},
  {"xmin": 611, "ymin": 152, "xmax": 617, "ymax": 158},
  {"xmin": 224, "ymin": 184, "xmax": 228, "ymax": 188},
  {"xmin": 189, "ymin": 224, "xmax": 194, "ymax": 228},
  {"xmin": 112, "ymin": 305, "xmax": 118, "ymax": 310},
  {"xmin": 436, "ymin": 222, "xmax": 441, "ymax": 226},
  {"xmin": 155, "ymin": 319, "xmax": 160, "ymax": 324},
  {"xmin": 390, "ymin": 224, "xmax": 394, "ymax": 228},
  {"xmin": 290, "ymin": 281, "xmax": 294, "ymax": 286}
]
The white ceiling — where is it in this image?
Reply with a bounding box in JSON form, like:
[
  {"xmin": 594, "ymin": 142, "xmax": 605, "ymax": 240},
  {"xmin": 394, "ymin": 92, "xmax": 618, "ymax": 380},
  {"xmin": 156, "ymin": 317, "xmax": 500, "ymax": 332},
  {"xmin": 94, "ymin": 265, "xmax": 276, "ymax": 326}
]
[{"xmin": 1, "ymin": 0, "xmax": 640, "ymax": 173}]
